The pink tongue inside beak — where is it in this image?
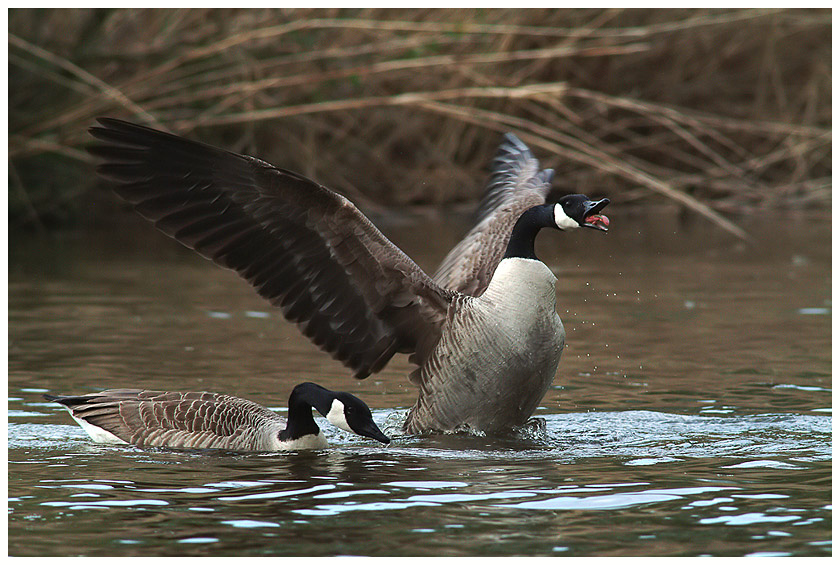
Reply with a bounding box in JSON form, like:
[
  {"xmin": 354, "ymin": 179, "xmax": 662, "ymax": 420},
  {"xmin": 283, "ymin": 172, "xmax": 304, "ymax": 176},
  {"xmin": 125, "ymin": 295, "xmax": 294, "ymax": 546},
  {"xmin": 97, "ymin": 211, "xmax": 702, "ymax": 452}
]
[{"xmin": 586, "ymin": 214, "xmax": 610, "ymax": 228}]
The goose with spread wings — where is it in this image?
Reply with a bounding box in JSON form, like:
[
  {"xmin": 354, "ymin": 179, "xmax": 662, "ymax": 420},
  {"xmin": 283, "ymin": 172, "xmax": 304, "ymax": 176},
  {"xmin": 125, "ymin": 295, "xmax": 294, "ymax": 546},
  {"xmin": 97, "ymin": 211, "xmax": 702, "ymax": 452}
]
[{"xmin": 88, "ymin": 119, "xmax": 609, "ymax": 434}]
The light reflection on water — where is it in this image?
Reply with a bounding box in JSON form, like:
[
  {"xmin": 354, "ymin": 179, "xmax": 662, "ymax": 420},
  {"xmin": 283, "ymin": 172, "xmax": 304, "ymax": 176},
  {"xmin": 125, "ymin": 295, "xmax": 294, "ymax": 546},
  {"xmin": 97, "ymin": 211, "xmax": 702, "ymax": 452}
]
[
  {"xmin": 9, "ymin": 399, "xmax": 831, "ymax": 556},
  {"xmin": 8, "ymin": 210, "xmax": 832, "ymax": 556}
]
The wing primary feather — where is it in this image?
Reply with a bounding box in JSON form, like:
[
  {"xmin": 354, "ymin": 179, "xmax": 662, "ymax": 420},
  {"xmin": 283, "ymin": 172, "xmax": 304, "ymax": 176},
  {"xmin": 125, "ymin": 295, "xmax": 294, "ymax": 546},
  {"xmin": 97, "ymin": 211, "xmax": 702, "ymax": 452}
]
[
  {"xmin": 432, "ymin": 133, "xmax": 553, "ymax": 296},
  {"xmin": 89, "ymin": 118, "xmax": 452, "ymax": 378}
]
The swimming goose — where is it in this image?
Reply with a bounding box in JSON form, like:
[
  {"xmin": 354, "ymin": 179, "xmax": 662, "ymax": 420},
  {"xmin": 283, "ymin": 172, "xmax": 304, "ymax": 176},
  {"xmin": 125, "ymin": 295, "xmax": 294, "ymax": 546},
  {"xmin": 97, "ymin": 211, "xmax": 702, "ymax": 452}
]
[
  {"xmin": 45, "ymin": 382, "xmax": 390, "ymax": 451},
  {"xmin": 88, "ymin": 118, "xmax": 609, "ymax": 434}
]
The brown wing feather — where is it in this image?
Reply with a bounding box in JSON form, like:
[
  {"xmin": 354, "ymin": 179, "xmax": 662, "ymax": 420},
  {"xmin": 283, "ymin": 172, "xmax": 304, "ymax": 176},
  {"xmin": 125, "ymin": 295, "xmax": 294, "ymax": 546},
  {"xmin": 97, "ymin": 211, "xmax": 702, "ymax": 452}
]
[
  {"xmin": 88, "ymin": 118, "xmax": 452, "ymax": 378},
  {"xmin": 55, "ymin": 390, "xmax": 283, "ymax": 447},
  {"xmin": 433, "ymin": 133, "xmax": 553, "ymax": 296}
]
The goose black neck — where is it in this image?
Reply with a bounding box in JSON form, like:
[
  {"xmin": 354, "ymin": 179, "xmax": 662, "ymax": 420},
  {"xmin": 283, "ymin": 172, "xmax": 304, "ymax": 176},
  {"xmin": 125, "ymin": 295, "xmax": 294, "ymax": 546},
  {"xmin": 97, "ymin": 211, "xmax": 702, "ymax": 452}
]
[
  {"xmin": 503, "ymin": 204, "xmax": 556, "ymax": 260},
  {"xmin": 279, "ymin": 382, "xmax": 333, "ymax": 441}
]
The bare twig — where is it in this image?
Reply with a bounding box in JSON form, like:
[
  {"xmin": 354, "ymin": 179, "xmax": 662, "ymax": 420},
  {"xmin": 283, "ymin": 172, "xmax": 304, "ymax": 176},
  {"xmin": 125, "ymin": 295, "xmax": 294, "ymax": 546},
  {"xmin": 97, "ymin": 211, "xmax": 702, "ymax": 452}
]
[
  {"xmin": 8, "ymin": 8, "xmax": 829, "ymax": 232},
  {"xmin": 168, "ymin": 83, "xmax": 571, "ymax": 128},
  {"xmin": 8, "ymin": 33, "xmax": 163, "ymax": 130},
  {"xmin": 410, "ymin": 99, "xmax": 751, "ymax": 240}
]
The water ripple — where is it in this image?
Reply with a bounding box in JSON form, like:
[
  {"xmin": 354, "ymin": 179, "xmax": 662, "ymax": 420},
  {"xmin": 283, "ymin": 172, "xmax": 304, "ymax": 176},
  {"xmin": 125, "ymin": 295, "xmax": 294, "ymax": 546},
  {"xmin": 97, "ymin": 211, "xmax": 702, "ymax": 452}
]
[{"xmin": 216, "ymin": 484, "xmax": 335, "ymax": 501}]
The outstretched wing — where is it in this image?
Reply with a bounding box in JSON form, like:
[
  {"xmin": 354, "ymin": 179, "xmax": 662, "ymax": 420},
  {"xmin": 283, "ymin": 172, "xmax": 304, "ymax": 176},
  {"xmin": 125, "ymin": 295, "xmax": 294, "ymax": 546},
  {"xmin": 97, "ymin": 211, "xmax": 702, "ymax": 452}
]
[
  {"xmin": 89, "ymin": 119, "xmax": 452, "ymax": 378},
  {"xmin": 433, "ymin": 133, "xmax": 553, "ymax": 296}
]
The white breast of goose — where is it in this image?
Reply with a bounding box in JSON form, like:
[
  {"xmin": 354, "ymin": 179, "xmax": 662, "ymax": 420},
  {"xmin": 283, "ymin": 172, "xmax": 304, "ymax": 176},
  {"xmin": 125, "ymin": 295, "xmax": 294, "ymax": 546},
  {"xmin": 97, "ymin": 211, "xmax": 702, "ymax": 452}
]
[
  {"xmin": 478, "ymin": 257, "xmax": 562, "ymax": 332},
  {"xmin": 269, "ymin": 430, "xmax": 329, "ymax": 451},
  {"xmin": 409, "ymin": 257, "xmax": 565, "ymax": 433}
]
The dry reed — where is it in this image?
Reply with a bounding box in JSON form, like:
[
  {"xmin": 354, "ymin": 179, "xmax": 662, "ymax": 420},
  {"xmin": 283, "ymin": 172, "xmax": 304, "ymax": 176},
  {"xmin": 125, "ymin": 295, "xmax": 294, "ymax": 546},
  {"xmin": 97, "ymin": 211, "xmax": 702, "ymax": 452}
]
[{"xmin": 8, "ymin": 8, "xmax": 831, "ymax": 234}]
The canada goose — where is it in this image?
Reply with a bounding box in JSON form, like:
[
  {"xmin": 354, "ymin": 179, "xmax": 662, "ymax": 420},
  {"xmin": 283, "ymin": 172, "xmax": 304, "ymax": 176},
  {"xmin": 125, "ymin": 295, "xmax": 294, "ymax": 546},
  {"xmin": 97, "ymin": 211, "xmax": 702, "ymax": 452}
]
[
  {"xmin": 44, "ymin": 382, "xmax": 390, "ymax": 451},
  {"xmin": 88, "ymin": 119, "xmax": 609, "ymax": 434}
]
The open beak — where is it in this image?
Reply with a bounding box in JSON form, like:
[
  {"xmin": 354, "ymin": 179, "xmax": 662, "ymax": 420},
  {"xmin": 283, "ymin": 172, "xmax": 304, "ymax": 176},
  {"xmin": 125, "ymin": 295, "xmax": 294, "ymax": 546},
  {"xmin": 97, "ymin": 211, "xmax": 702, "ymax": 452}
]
[{"xmin": 582, "ymin": 198, "xmax": 610, "ymax": 232}]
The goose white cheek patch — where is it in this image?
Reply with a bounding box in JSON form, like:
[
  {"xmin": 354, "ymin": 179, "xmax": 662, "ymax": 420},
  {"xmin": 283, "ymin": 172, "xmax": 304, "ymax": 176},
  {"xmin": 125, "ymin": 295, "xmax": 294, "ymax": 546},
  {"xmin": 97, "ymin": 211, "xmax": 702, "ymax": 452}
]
[
  {"xmin": 326, "ymin": 399, "xmax": 353, "ymax": 433},
  {"xmin": 554, "ymin": 204, "xmax": 579, "ymax": 230}
]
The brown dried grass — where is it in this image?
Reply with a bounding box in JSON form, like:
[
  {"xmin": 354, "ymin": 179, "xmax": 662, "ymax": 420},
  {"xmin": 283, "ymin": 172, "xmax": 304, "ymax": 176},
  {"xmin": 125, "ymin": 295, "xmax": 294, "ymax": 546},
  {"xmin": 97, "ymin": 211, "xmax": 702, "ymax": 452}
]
[{"xmin": 8, "ymin": 8, "xmax": 831, "ymax": 235}]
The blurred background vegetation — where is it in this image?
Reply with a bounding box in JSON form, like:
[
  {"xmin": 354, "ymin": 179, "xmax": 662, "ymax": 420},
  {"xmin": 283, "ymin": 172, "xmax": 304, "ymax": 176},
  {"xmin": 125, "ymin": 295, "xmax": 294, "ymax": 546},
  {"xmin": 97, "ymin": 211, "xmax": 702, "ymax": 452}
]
[{"xmin": 8, "ymin": 8, "xmax": 831, "ymax": 236}]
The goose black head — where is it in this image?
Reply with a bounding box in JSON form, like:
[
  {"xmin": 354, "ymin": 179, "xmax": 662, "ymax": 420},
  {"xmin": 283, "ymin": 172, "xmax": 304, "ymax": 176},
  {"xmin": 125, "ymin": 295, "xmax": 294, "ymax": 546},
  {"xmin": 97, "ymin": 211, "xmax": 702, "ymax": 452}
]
[
  {"xmin": 288, "ymin": 382, "xmax": 390, "ymax": 444},
  {"xmin": 325, "ymin": 391, "xmax": 391, "ymax": 444},
  {"xmin": 553, "ymin": 194, "xmax": 610, "ymax": 232},
  {"xmin": 504, "ymin": 195, "xmax": 611, "ymax": 260}
]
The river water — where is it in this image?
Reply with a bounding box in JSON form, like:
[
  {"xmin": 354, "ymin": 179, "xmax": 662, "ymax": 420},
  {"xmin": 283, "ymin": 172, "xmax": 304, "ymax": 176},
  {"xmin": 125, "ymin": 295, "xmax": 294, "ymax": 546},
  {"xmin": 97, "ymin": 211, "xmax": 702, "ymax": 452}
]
[{"xmin": 8, "ymin": 208, "xmax": 831, "ymax": 556}]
